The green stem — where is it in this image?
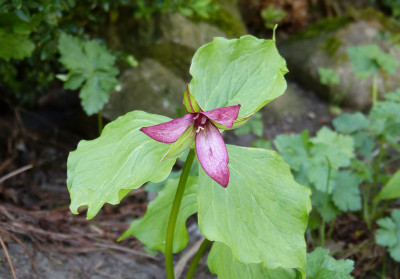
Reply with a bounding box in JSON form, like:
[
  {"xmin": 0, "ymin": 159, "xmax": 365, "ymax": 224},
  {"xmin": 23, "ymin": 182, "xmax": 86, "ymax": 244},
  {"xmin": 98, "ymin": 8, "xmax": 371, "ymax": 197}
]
[
  {"xmin": 372, "ymin": 74, "xmax": 378, "ymax": 105},
  {"xmin": 326, "ymin": 217, "xmax": 336, "ymax": 243},
  {"xmin": 371, "ymin": 140, "xmax": 385, "ymax": 219},
  {"xmin": 165, "ymin": 149, "xmax": 196, "ymax": 279},
  {"xmin": 363, "ymin": 184, "xmax": 371, "ymax": 229},
  {"xmin": 321, "ymin": 156, "xmax": 332, "ymax": 248},
  {"xmin": 185, "ymin": 239, "xmax": 211, "ymax": 279},
  {"xmin": 98, "ymin": 111, "xmax": 103, "ymax": 135}
]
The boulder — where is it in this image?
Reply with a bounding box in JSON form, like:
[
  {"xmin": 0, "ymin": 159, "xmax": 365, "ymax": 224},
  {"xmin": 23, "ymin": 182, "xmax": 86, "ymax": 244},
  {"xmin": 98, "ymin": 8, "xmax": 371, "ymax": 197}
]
[
  {"xmin": 103, "ymin": 59, "xmax": 187, "ymax": 120},
  {"xmin": 103, "ymin": 2, "xmax": 247, "ymax": 120},
  {"xmin": 279, "ymin": 20, "xmax": 400, "ymax": 109}
]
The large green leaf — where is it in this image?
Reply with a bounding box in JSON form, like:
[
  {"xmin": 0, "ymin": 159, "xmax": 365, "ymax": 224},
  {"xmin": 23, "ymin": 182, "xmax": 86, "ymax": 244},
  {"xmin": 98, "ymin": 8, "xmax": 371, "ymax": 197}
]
[
  {"xmin": 208, "ymin": 242, "xmax": 298, "ymax": 279},
  {"xmin": 189, "ymin": 35, "xmax": 288, "ymax": 117},
  {"xmin": 197, "ymin": 145, "xmax": 311, "ymax": 271},
  {"xmin": 375, "ymin": 169, "xmax": 400, "ymax": 202},
  {"xmin": 67, "ymin": 111, "xmax": 177, "ymax": 219},
  {"xmin": 118, "ymin": 176, "xmax": 198, "ymax": 254}
]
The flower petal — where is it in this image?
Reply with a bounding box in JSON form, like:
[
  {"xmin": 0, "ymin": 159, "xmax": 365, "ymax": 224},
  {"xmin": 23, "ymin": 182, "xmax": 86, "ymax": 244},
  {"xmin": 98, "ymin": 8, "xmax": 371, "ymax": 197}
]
[
  {"xmin": 212, "ymin": 113, "xmax": 254, "ymax": 130},
  {"xmin": 183, "ymin": 85, "xmax": 202, "ymax": 113},
  {"xmin": 195, "ymin": 121, "xmax": 229, "ymax": 187},
  {"xmin": 201, "ymin": 105, "xmax": 240, "ymax": 128},
  {"xmin": 140, "ymin": 113, "xmax": 195, "ymax": 143},
  {"xmin": 162, "ymin": 125, "xmax": 196, "ymax": 160}
]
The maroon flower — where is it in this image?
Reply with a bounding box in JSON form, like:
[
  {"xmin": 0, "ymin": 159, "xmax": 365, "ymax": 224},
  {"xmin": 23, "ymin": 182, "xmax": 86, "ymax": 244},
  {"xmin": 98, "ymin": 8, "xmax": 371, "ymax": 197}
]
[{"xmin": 140, "ymin": 88, "xmax": 248, "ymax": 187}]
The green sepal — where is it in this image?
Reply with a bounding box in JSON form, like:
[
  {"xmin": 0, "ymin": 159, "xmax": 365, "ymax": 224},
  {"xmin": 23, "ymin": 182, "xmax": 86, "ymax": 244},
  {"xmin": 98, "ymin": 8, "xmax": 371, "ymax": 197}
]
[
  {"xmin": 183, "ymin": 85, "xmax": 202, "ymax": 113},
  {"xmin": 162, "ymin": 125, "xmax": 196, "ymax": 160}
]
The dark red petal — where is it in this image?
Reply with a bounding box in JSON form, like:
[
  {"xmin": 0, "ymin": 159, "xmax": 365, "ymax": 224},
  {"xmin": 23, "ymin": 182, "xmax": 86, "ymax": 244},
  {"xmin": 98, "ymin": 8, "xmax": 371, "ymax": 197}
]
[
  {"xmin": 140, "ymin": 113, "xmax": 195, "ymax": 143},
  {"xmin": 201, "ymin": 105, "xmax": 241, "ymax": 128},
  {"xmin": 195, "ymin": 121, "xmax": 229, "ymax": 187}
]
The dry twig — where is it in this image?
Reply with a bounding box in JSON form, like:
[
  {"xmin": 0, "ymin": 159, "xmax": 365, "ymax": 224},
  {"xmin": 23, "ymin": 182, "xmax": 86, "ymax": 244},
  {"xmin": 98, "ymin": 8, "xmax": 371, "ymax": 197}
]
[
  {"xmin": 0, "ymin": 164, "xmax": 33, "ymax": 184},
  {"xmin": 0, "ymin": 235, "xmax": 17, "ymax": 279}
]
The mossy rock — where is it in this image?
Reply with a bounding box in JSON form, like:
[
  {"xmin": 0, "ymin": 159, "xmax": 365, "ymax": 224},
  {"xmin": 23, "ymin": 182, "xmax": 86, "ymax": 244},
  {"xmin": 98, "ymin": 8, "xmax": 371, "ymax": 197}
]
[{"xmin": 280, "ymin": 18, "xmax": 400, "ymax": 109}]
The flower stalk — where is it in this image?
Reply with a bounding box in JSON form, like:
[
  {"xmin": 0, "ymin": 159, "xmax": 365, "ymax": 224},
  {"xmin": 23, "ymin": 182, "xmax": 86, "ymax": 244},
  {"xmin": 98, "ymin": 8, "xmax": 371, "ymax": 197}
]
[
  {"xmin": 185, "ymin": 238, "xmax": 211, "ymax": 279},
  {"xmin": 165, "ymin": 149, "xmax": 196, "ymax": 279}
]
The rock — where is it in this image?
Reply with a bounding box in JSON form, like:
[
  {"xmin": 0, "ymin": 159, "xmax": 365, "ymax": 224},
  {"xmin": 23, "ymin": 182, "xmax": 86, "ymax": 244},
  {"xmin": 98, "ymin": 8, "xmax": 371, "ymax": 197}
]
[
  {"xmin": 103, "ymin": 2, "xmax": 247, "ymax": 119},
  {"xmin": 103, "ymin": 59, "xmax": 187, "ymax": 120},
  {"xmin": 107, "ymin": 3, "xmax": 246, "ymax": 80},
  {"xmin": 279, "ymin": 20, "xmax": 400, "ymax": 109}
]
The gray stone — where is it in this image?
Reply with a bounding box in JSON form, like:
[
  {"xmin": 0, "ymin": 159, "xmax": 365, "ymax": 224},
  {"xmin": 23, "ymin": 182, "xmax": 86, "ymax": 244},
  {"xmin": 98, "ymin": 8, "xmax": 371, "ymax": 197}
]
[
  {"xmin": 279, "ymin": 20, "xmax": 400, "ymax": 109},
  {"xmin": 103, "ymin": 59, "xmax": 187, "ymax": 120}
]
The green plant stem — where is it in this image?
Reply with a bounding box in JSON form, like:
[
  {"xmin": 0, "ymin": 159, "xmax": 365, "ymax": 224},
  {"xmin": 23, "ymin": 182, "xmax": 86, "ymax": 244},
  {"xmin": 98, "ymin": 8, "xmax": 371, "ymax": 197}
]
[
  {"xmin": 326, "ymin": 217, "xmax": 336, "ymax": 243},
  {"xmin": 363, "ymin": 183, "xmax": 371, "ymax": 229},
  {"xmin": 371, "ymin": 140, "xmax": 385, "ymax": 219},
  {"xmin": 98, "ymin": 111, "xmax": 103, "ymax": 135},
  {"xmin": 165, "ymin": 149, "xmax": 196, "ymax": 279},
  {"xmin": 321, "ymin": 156, "xmax": 332, "ymax": 248},
  {"xmin": 185, "ymin": 238, "xmax": 211, "ymax": 279},
  {"xmin": 372, "ymin": 74, "xmax": 378, "ymax": 105}
]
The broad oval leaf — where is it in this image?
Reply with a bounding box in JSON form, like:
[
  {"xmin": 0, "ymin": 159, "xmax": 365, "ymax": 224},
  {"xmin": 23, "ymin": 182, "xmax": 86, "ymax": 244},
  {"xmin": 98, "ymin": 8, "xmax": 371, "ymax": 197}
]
[
  {"xmin": 67, "ymin": 111, "xmax": 177, "ymax": 219},
  {"xmin": 208, "ymin": 242, "xmax": 298, "ymax": 279},
  {"xmin": 189, "ymin": 35, "xmax": 288, "ymax": 117},
  {"xmin": 197, "ymin": 145, "xmax": 311, "ymax": 271},
  {"xmin": 118, "ymin": 176, "xmax": 198, "ymax": 254}
]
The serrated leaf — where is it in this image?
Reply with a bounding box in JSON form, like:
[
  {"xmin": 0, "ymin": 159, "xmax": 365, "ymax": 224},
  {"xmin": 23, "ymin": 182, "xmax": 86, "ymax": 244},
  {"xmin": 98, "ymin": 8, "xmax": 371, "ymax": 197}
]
[
  {"xmin": 58, "ymin": 33, "xmax": 119, "ymax": 115},
  {"xmin": 375, "ymin": 169, "xmax": 400, "ymax": 202},
  {"xmin": 119, "ymin": 176, "xmax": 198, "ymax": 254},
  {"xmin": 64, "ymin": 73, "xmax": 85, "ymax": 90},
  {"xmin": 318, "ymin": 67, "xmax": 339, "ymax": 85},
  {"xmin": 197, "ymin": 145, "xmax": 311, "ymax": 271},
  {"xmin": 370, "ymin": 98, "xmax": 400, "ymax": 143},
  {"xmin": 347, "ymin": 45, "xmax": 397, "ymax": 79},
  {"xmin": 67, "ymin": 111, "xmax": 177, "ymax": 219},
  {"xmin": 376, "ymin": 209, "xmax": 400, "ymax": 261},
  {"xmin": 189, "ymin": 35, "xmax": 288, "ymax": 117},
  {"xmin": 274, "ymin": 133, "xmax": 310, "ymax": 172},
  {"xmin": 311, "ymin": 127, "xmax": 354, "ymax": 169},
  {"xmin": 305, "ymin": 162, "xmax": 336, "ymax": 193},
  {"xmin": 311, "ymin": 187, "xmax": 341, "ymax": 222},
  {"xmin": 332, "ymin": 170, "xmax": 362, "ymax": 211},
  {"xmin": 306, "ymin": 247, "xmax": 354, "ymax": 279},
  {"xmin": 58, "ymin": 33, "xmax": 87, "ymax": 70},
  {"xmin": 385, "ymin": 88, "xmax": 400, "ymax": 102},
  {"xmin": 208, "ymin": 242, "xmax": 298, "ymax": 279},
  {"xmin": 80, "ymin": 76, "xmax": 111, "ymax": 115},
  {"xmin": 0, "ymin": 30, "xmax": 34, "ymax": 61},
  {"xmin": 352, "ymin": 132, "xmax": 375, "ymax": 158},
  {"xmin": 333, "ymin": 112, "xmax": 369, "ymax": 134}
]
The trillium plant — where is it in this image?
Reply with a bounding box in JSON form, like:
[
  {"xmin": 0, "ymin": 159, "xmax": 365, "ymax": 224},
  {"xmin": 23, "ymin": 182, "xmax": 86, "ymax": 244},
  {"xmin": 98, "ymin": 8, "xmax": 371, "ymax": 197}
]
[{"xmin": 67, "ymin": 35, "xmax": 311, "ymax": 279}]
